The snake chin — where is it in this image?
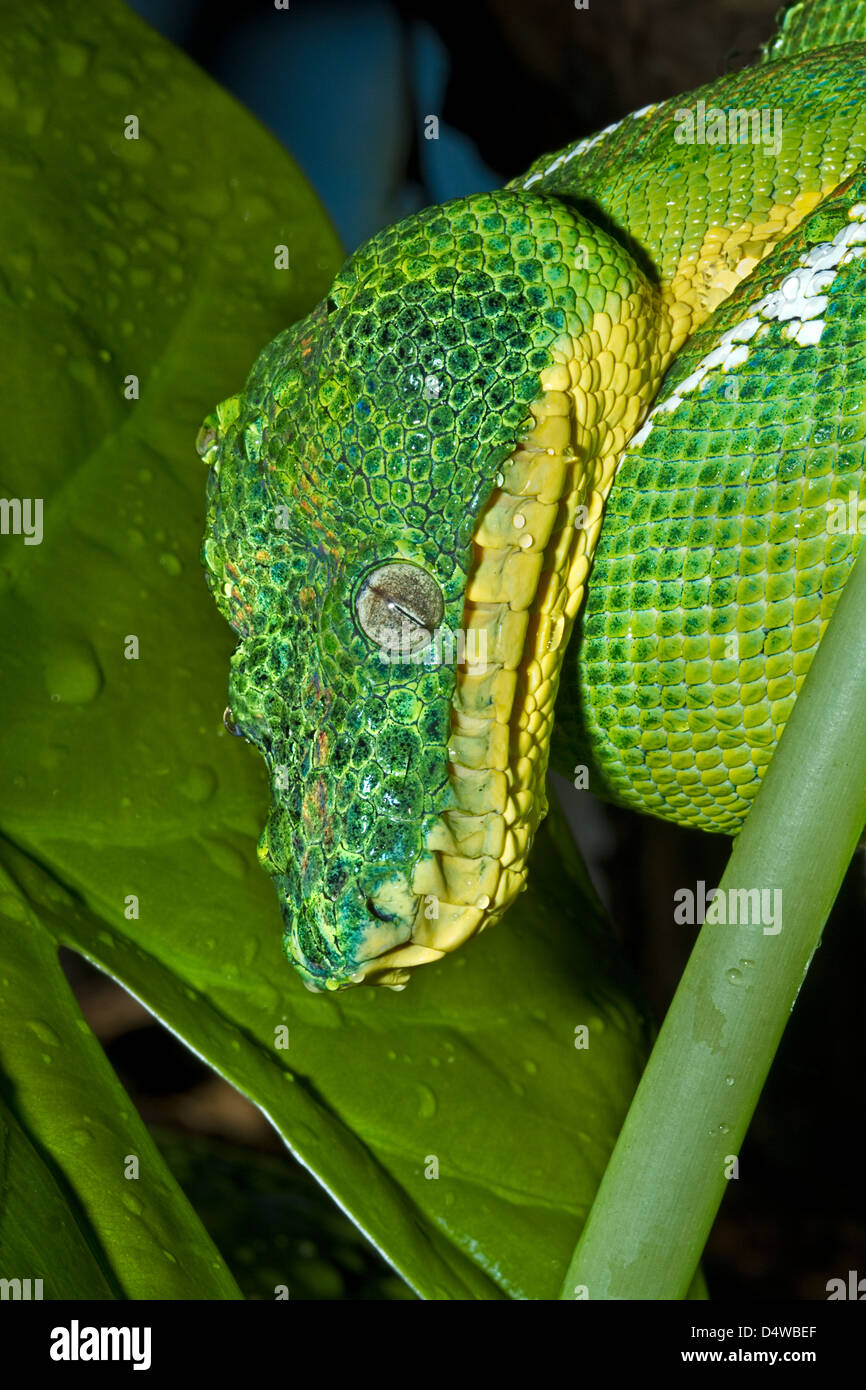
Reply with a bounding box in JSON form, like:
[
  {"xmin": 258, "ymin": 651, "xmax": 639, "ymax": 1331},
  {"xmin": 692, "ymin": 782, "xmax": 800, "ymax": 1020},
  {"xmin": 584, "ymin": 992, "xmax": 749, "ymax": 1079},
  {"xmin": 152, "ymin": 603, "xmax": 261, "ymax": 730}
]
[{"xmin": 278, "ymin": 868, "xmax": 440, "ymax": 991}]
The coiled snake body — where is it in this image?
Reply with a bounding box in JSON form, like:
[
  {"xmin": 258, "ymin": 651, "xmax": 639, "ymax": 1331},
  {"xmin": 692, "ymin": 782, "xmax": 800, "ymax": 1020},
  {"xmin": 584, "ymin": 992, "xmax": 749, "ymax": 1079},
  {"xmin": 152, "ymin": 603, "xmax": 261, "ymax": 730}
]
[{"xmin": 199, "ymin": 0, "xmax": 866, "ymax": 989}]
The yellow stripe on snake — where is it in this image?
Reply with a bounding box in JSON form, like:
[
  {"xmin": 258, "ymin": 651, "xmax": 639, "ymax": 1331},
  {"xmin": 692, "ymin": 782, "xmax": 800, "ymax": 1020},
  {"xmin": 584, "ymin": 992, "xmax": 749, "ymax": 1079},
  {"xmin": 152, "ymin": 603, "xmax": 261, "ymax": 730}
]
[{"xmin": 200, "ymin": 0, "xmax": 866, "ymax": 989}]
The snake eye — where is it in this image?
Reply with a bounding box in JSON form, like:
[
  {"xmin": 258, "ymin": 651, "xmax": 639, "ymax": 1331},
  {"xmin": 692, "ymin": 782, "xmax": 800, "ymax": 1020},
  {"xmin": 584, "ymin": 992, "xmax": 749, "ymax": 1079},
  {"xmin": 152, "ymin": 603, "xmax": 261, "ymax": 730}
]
[{"xmin": 355, "ymin": 562, "xmax": 444, "ymax": 654}]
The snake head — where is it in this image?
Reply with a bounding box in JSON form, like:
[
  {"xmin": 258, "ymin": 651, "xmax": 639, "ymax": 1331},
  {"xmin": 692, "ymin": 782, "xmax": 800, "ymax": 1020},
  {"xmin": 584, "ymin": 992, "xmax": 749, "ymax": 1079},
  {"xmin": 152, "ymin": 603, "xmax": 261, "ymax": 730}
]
[{"xmin": 200, "ymin": 189, "xmax": 662, "ymax": 988}]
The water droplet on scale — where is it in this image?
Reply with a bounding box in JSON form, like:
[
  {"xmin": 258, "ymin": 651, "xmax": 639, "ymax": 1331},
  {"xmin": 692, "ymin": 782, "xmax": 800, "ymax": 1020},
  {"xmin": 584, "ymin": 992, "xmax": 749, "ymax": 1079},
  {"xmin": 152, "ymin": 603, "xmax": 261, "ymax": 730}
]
[{"xmin": 549, "ymin": 614, "xmax": 566, "ymax": 651}]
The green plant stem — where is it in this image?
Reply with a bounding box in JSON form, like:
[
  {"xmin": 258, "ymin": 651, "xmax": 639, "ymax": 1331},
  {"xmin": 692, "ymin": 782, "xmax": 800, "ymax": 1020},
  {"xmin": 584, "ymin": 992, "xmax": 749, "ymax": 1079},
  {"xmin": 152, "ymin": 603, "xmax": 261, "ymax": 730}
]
[{"xmin": 561, "ymin": 542, "xmax": 866, "ymax": 1300}]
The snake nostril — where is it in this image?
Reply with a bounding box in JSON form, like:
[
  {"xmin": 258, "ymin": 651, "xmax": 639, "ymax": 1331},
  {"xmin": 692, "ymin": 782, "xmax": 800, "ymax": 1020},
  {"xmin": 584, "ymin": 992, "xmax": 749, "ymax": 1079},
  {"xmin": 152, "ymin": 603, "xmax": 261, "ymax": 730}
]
[{"xmin": 366, "ymin": 898, "xmax": 395, "ymax": 924}]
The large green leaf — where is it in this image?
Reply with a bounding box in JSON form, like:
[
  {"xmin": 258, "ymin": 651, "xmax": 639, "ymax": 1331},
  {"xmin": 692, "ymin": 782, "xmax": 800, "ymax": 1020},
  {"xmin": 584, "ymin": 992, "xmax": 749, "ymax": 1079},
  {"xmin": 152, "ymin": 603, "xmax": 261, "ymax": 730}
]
[
  {"xmin": 0, "ymin": 1092, "xmax": 117, "ymax": 1300},
  {"xmin": 0, "ymin": 873, "xmax": 241, "ymax": 1298},
  {"xmin": 0, "ymin": 0, "xmax": 651, "ymax": 1298},
  {"xmin": 151, "ymin": 1126, "xmax": 417, "ymax": 1300}
]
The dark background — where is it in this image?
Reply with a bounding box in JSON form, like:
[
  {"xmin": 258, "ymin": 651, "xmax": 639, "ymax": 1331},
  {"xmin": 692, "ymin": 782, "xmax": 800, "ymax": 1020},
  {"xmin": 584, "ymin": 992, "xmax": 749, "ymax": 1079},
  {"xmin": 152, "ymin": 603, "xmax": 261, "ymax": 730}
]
[{"xmin": 63, "ymin": 0, "xmax": 865, "ymax": 1300}]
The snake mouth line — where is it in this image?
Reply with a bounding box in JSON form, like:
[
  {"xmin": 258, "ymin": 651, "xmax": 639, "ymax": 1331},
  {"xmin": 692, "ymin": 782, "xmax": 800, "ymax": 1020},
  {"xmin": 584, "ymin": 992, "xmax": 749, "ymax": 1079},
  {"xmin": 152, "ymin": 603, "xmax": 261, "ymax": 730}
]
[
  {"xmin": 351, "ymin": 330, "xmax": 662, "ymax": 986},
  {"xmin": 346, "ymin": 428, "xmax": 582, "ymax": 984}
]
